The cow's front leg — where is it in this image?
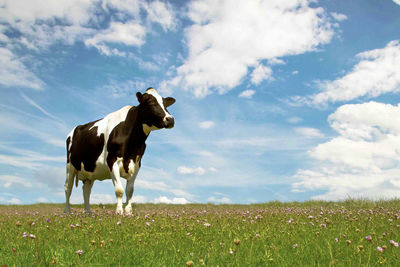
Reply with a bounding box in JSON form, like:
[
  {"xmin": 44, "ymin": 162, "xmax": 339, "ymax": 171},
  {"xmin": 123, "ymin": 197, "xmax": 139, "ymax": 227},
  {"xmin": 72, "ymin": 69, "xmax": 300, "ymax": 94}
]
[
  {"xmin": 82, "ymin": 180, "xmax": 94, "ymax": 214},
  {"xmin": 111, "ymin": 162, "xmax": 124, "ymax": 215}
]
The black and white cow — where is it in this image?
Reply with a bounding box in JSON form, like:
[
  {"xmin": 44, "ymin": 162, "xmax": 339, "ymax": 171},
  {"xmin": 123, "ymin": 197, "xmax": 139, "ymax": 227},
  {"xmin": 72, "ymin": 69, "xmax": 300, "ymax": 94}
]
[{"xmin": 65, "ymin": 88, "xmax": 175, "ymax": 215}]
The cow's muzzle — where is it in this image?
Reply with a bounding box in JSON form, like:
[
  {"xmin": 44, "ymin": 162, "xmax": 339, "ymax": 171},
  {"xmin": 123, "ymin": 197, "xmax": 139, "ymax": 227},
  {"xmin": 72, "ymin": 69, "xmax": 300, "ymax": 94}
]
[{"xmin": 164, "ymin": 116, "xmax": 175, "ymax": 129}]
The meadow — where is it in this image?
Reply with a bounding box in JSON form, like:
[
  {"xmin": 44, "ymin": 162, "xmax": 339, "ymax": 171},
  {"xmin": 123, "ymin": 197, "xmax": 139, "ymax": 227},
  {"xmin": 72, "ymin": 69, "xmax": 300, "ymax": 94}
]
[{"xmin": 1, "ymin": 200, "xmax": 400, "ymax": 266}]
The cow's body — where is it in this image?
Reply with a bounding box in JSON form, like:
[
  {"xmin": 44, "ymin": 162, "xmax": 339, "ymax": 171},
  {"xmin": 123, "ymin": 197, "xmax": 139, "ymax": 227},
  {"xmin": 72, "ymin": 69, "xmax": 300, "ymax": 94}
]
[{"xmin": 64, "ymin": 88, "xmax": 175, "ymax": 215}]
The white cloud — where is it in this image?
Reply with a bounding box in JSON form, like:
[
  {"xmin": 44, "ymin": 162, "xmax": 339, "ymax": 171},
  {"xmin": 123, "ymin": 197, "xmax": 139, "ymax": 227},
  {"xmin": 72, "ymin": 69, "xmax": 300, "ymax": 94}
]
[
  {"xmin": 0, "ymin": 48, "xmax": 44, "ymax": 90},
  {"xmin": 153, "ymin": 196, "xmax": 189, "ymax": 204},
  {"xmin": 287, "ymin": 116, "xmax": 302, "ymax": 124},
  {"xmin": 292, "ymin": 70, "xmax": 299, "ymax": 75},
  {"xmin": 36, "ymin": 197, "xmax": 48, "ymax": 203},
  {"xmin": 85, "ymin": 21, "xmax": 146, "ymax": 54},
  {"xmin": 199, "ymin": 120, "xmax": 215, "ymax": 129},
  {"xmin": 207, "ymin": 196, "xmax": 232, "ymax": 204},
  {"xmin": 330, "ymin": 12, "xmax": 348, "ymax": 21},
  {"xmin": 165, "ymin": 0, "xmax": 335, "ymax": 97},
  {"xmin": 238, "ymin": 89, "xmax": 255, "ymax": 99},
  {"xmin": 393, "ymin": 0, "xmax": 400, "ymax": 6},
  {"xmin": 0, "ymin": 175, "xmax": 32, "ymax": 189},
  {"xmin": 177, "ymin": 166, "xmax": 206, "ymax": 176},
  {"xmin": 144, "ymin": 0, "xmax": 177, "ymax": 31},
  {"xmin": 251, "ymin": 64, "xmax": 273, "ymax": 85},
  {"xmin": 295, "ymin": 127, "xmax": 324, "ymax": 138},
  {"xmin": 7, "ymin": 198, "xmax": 22, "ymax": 204},
  {"xmin": 133, "ymin": 195, "xmax": 147, "ymax": 203},
  {"xmin": 101, "ymin": 80, "xmax": 146, "ymax": 98},
  {"xmin": 297, "ymin": 40, "xmax": 400, "ymax": 107},
  {"xmin": 293, "ymin": 101, "xmax": 400, "ymax": 200}
]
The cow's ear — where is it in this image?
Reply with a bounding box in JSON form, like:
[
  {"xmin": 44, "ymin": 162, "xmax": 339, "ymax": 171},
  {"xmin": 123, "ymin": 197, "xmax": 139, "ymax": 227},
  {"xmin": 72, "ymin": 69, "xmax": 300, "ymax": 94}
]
[
  {"xmin": 136, "ymin": 92, "xmax": 143, "ymax": 103},
  {"xmin": 163, "ymin": 97, "xmax": 175, "ymax": 108}
]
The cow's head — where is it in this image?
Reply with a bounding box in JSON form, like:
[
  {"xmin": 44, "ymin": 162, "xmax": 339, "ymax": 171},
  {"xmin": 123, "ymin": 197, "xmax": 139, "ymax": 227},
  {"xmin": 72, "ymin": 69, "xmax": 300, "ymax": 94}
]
[{"xmin": 137, "ymin": 87, "xmax": 175, "ymax": 131}]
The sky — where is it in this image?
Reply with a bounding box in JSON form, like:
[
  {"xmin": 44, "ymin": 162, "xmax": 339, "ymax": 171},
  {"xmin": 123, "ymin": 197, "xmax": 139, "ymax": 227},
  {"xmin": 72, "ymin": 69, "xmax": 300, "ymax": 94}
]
[{"xmin": 1, "ymin": 0, "xmax": 400, "ymax": 205}]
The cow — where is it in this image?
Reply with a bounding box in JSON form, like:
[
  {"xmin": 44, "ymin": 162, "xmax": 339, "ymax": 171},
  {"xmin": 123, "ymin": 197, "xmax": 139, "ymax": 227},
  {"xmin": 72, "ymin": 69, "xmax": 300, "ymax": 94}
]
[{"xmin": 64, "ymin": 87, "xmax": 175, "ymax": 215}]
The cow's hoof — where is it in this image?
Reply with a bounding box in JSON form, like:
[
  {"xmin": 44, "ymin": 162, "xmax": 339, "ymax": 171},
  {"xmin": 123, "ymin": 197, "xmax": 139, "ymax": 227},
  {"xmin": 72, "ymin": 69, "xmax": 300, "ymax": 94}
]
[
  {"xmin": 115, "ymin": 209, "xmax": 124, "ymax": 215},
  {"xmin": 124, "ymin": 209, "xmax": 132, "ymax": 216}
]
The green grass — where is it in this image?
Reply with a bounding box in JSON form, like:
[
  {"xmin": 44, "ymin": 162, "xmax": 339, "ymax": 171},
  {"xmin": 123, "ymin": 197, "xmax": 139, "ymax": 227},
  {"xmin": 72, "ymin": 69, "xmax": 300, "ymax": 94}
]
[{"xmin": 1, "ymin": 200, "xmax": 400, "ymax": 266}]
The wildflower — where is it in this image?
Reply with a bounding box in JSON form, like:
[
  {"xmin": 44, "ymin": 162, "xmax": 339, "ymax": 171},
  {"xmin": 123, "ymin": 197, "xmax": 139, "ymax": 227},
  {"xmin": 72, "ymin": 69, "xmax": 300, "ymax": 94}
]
[
  {"xmin": 229, "ymin": 248, "xmax": 234, "ymax": 255},
  {"xmin": 91, "ymin": 240, "xmax": 96, "ymax": 245},
  {"xmin": 220, "ymin": 242, "xmax": 225, "ymax": 247},
  {"xmin": 70, "ymin": 224, "xmax": 75, "ymax": 229},
  {"xmin": 365, "ymin": 235, "xmax": 372, "ymax": 241},
  {"xmin": 287, "ymin": 218, "xmax": 294, "ymax": 223},
  {"xmin": 117, "ymin": 221, "xmax": 121, "ymax": 226},
  {"xmin": 234, "ymin": 238, "xmax": 241, "ymax": 245},
  {"xmin": 145, "ymin": 222, "xmax": 150, "ymax": 227},
  {"xmin": 199, "ymin": 258, "xmax": 204, "ymax": 264},
  {"xmin": 320, "ymin": 223, "xmax": 326, "ymax": 228},
  {"xmin": 358, "ymin": 245, "xmax": 364, "ymax": 251},
  {"xmin": 292, "ymin": 243, "xmax": 298, "ymax": 248},
  {"xmin": 308, "ymin": 215, "xmax": 313, "ymax": 219},
  {"xmin": 334, "ymin": 238, "xmax": 338, "ymax": 242},
  {"xmin": 46, "ymin": 218, "xmax": 51, "ymax": 223},
  {"xmin": 186, "ymin": 260, "xmax": 194, "ymax": 267},
  {"xmin": 16, "ymin": 221, "xmax": 21, "ymax": 226},
  {"xmin": 355, "ymin": 228, "xmax": 360, "ymax": 232},
  {"xmin": 22, "ymin": 232, "xmax": 28, "ymax": 238},
  {"xmin": 186, "ymin": 232, "xmax": 191, "ymax": 236},
  {"xmin": 346, "ymin": 240, "xmax": 351, "ymax": 245},
  {"xmin": 76, "ymin": 250, "xmax": 83, "ymax": 256},
  {"xmin": 203, "ymin": 222, "xmax": 211, "ymax": 227},
  {"xmin": 382, "ymin": 245, "xmax": 387, "ymax": 250},
  {"xmin": 390, "ymin": 240, "xmax": 399, "ymax": 247},
  {"xmin": 29, "ymin": 234, "xmax": 36, "ymax": 239},
  {"xmin": 377, "ymin": 246, "xmax": 384, "ymax": 252},
  {"xmin": 255, "ymin": 234, "xmax": 260, "ymax": 237}
]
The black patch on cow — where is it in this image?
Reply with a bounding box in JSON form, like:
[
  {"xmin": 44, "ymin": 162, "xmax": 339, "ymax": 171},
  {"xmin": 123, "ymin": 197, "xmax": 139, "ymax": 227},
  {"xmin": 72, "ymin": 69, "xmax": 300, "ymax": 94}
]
[
  {"xmin": 66, "ymin": 136, "xmax": 71, "ymax": 163},
  {"xmin": 68, "ymin": 119, "xmax": 105, "ymax": 172},
  {"xmin": 106, "ymin": 106, "xmax": 148, "ymax": 173},
  {"xmin": 137, "ymin": 93, "xmax": 172, "ymax": 129}
]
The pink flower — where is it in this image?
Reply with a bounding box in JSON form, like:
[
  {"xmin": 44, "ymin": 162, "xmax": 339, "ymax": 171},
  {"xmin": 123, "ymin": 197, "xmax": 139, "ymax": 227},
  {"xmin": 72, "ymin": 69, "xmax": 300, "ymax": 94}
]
[
  {"xmin": 292, "ymin": 244, "xmax": 298, "ymax": 248},
  {"xmin": 377, "ymin": 246, "xmax": 384, "ymax": 252},
  {"xmin": 46, "ymin": 218, "xmax": 51, "ymax": 223},
  {"xmin": 22, "ymin": 232, "xmax": 28, "ymax": 238},
  {"xmin": 76, "ymin": 250, "xmax": 83, "ymax": 256},
  {"xmin": 145, "ymin": 222, "xmax": 150, "ymax": 227},
  {"xmin": 334, "ymin": 238, "xmax": 338, "ymax": 242},
  {"xmin": 320, "ymin": 223, "xmax": 326, "ymax": 228},
  {"xmin": 365, "ymin": 235, "xmax": 372, "ymax": 241},
  {"xmin": 203, "ymin": 223, "xmax": 211, "ymax": 227},
  {"xmin": 29, "ymin": 234, "xmax": 36, "ymax": 239},
  {"xmin": 390, "ymin": 240, "xmax": 399, "ymax": 247},
  {"xmin": 117, "ymin": 221, "xmax": 121, "ymax": 226},
  {"xmin": 70, "ymin": 224, "xmax": 75, "ymax": 228},
  {"xmin": 287, "ymin": 218, "xmax": 294, "ymax": 223}
]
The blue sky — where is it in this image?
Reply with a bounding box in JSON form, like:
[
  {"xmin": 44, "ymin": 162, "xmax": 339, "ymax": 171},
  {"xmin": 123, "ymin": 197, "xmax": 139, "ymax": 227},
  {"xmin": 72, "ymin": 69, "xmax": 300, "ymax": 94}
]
[{"xmin": 1, "ymin": 0, "xmax": 400, "ymax": 205}]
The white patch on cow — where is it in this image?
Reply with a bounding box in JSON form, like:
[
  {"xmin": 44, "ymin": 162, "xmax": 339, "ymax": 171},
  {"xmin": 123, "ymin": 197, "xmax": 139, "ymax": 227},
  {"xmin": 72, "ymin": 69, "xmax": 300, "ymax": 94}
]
[{"xmin": 146, "ymin": 88, "xmax": 173, "ymax": 120}]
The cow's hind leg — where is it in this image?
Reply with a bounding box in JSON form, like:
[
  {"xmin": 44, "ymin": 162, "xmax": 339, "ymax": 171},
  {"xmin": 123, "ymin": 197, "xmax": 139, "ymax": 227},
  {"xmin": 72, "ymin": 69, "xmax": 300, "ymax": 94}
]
[
  {"xmin": 125, "ymin": 164, "xmax": 139, "ymax": 215},
  {"xmin": 64, "ymin": 164, "xmax": 75, "ymax": 213},
  {"xmin": 82, "ymin": 180, "xmax": 94, "ymax": 214},
  {"xmin": 111, "ymin": 162, "xmax": 124, "ymax": 215}
]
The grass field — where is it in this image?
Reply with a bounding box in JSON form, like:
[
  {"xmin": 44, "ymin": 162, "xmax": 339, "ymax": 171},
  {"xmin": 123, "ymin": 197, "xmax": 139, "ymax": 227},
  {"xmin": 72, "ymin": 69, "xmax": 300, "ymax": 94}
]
[{"xmin": 1, "ymin": 200, "xmax": 400, "ymax": 266}]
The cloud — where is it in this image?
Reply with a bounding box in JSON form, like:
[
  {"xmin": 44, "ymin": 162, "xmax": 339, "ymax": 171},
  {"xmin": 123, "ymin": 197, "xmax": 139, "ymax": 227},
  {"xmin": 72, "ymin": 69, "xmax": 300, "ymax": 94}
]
[
  {"xmin": 177, "ymin": 166, "xmax": 206, "ymax": 176},
  {"xmin": 393, "ymin": 0, "xmax": 400, "ymax": 6},
  {"xmin": 164, "ymin": 0, "xmax": 336, "ymax": 97},
  {"xmin": 0, "ymin": 175, "xmax": 33, "ymax": 189},
  {"xmin": 143, "ymin": 0, "xmax": 177, "ymax": 31},
  {"xmin": 198, "ymin": 121, "xmax": 215, "ymax": 129},
  {"xmin": 293, "ymin": 101, "xmax": 400, "ymax": 200},
  {"xmin": 7, "ymin": 198, "xmax": 22, "ymax": 204},
  {"xmin": 0, "ymin": 48, "xmax": 44, "ymax": 90},
  {"xmin": 153, "ymin": 196, "xmax": 189, "ymax": 204},
  {"xmin": 207, "ymin": 196, "xmax": 232, "ymax": 204},
  {"xmin": 238, "ymin": 89, "xmax": 255, "ymax": 99},
  {"xmin": 85, "ymin": 21, "xmax": 147, "ymax": 55},
  {"xmin": 295, "ymin": 127, "xmax": 324, "ymax": 138},
  {"xmin": 330, "ymin": 12, "xmax": 348, "ymax": 21},
  {"xmin": 250, "ymin": 64, "xmax": 273, "ymax": 85},
  {"xmin": 295, "ymin": 40, "xmax": 400, "ymax": 107}
]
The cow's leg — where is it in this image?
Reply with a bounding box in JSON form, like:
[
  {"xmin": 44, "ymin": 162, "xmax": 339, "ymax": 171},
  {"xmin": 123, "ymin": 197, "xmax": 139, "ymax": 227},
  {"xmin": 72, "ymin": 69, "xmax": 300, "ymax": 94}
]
[
  {"xmin": 111, "ymin": 162, "xmax": 124, "ymax": 215},
  {"xmin": 82, "ymin": 180, "xmax": 94, "ymax": 214},
  {"xmin": 64, "ymin": 164, "xmax": 75, "ymax": 213},
  {"xmin": 125, "ymin": 162, "xmax": 140, "ymax": 215}
]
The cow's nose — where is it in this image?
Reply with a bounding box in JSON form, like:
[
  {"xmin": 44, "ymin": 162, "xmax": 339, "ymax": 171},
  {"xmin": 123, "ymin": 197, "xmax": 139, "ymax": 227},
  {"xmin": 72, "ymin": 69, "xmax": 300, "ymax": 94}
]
[{"xmin": 164, "ymin": 116, "xmax": 174, "ymax": 128}]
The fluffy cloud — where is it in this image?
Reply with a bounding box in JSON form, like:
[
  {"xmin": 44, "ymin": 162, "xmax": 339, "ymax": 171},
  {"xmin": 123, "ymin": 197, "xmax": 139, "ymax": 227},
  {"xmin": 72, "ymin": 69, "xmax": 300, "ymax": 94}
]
[
  {"xmin": 238, "ymin": 89, "xmax": 255, "ymax": 99},
  {"xmin": 393, "ymin": 0, "xmax": 400, "ymax": 6},
  {"xmin": 198, "ymin": 121, "xmax": 215, "ymax": 129},
  {"xmin": 153, "ymin": 196, "xmax": 189, "ymax": 204},
  {"xmin": 177, "ymin": 166, "xmax": 206, "ymax": 176},
  {"xmin": 165, "ymin": 0, "xmax": 336, "ymax": 97},
  {"xmin": 251, "ymin": 64, "xmax": 273, "ymax": 85},
  {"xmin": 297, "ymin": 40, "xmax": 400, "ymax": 107},
  {"xmin": 293, "ymin": 101, "xmax": 400, "ymax": 200}
]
